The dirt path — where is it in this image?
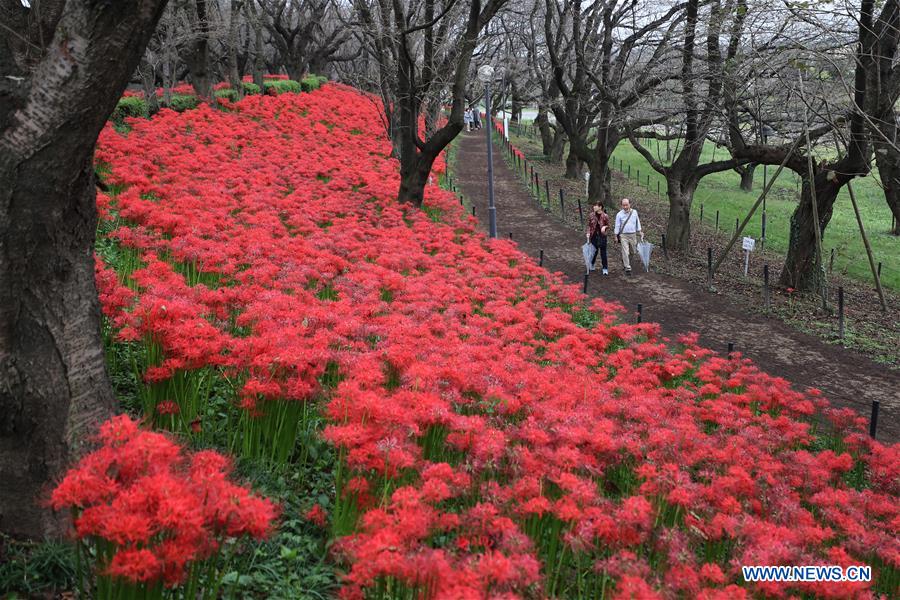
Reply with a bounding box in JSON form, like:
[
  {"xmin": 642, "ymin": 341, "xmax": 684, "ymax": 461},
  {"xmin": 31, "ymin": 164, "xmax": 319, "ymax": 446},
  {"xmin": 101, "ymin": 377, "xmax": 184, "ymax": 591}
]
[{"xmin": 453, "ymin": 130, "xmax": 899, "ymax": 444}]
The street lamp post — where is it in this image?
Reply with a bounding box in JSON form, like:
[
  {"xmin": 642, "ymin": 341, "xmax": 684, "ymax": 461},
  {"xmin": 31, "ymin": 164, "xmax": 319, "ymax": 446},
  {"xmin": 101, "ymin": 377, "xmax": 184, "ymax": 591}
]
[{"xmin": 478, "ymin": 64, "xmax": 497, "ymax": 238}]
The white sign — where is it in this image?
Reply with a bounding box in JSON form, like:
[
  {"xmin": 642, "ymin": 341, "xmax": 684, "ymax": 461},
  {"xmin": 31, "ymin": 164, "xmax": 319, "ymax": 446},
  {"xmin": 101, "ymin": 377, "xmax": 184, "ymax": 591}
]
[{"xmin": 742, "ymin": 236, "xmax": 756, "ymax": 252}]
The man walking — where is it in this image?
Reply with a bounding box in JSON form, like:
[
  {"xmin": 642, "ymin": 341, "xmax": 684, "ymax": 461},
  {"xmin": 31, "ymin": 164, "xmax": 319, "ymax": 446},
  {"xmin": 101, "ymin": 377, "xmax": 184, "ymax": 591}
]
[{"xmin": 614, "ymin": 197, "xmax": 643, "ymax": 275}]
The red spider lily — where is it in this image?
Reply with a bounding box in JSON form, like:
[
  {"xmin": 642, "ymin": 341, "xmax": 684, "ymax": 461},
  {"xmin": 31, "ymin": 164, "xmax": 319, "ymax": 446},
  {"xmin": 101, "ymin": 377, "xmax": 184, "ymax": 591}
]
[
  {"xmin": 93, "ymin": 84, "xmax": 899, "ymax": 598},
  {"xmin": 51, "ymin": 415, "xmax": 277, "ymax": 594}
]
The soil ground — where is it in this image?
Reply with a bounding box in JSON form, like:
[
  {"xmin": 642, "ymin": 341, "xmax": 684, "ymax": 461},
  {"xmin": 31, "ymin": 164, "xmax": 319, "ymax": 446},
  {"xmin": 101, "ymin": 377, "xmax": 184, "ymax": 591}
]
[{"xmin": 451, "ymin": 129, "xmax": 899, "ymax": 444}]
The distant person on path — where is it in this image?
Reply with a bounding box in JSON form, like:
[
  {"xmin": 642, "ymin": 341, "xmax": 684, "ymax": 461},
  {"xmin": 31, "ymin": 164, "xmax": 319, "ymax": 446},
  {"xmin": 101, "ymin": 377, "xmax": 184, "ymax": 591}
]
[
  {"xmin": 586, "ymin": 202, "xmax": 610, "ymax": 275},
  {"xmin": 614, "ymin": 197, "xmax": 643, "ymax": 275},
  {"xmin": 464, "ymin": 109, "xmax": 473, "ymax": 132},
  {"xmin": 473, "ymin": 108, "xmax": 482, "ymax": 130}
]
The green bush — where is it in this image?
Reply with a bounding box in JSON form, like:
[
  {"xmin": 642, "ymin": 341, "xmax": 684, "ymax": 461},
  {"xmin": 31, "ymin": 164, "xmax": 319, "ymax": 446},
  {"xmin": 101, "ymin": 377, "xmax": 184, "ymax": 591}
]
[
  {"xmin": 242, "ymin": 81, "xmax": 261, "ymax": 95},
  {"xmin": 215, "ymin": 88, "xmax": 239, "ymax": 102},
  {"xmin": 300, "ymin": 74, "xmax": 328, "ymax": 92},
  {"xmin": 263, "ymin": 79, "xmax": 302, "ymax": 95},
  {"xmin": 167, "ymin": 94, "xmax": 200, "ymax": 112},
  {"xmin": 111, "ymin": 96, "xmax": 147, "ymax": 124}
]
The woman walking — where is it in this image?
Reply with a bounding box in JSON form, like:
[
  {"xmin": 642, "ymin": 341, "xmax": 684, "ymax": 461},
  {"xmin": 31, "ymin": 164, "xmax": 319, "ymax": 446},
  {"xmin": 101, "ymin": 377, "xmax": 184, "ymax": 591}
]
[{"xmin": 586, "ymin": 202, "xmax": 610, "ymax": 274}]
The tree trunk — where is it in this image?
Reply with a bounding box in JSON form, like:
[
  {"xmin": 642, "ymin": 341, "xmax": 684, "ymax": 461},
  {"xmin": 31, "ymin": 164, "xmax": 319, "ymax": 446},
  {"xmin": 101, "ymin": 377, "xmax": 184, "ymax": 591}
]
[
  {"xmin": 664, "ymin": 177, "xmax": 696, "ymax": 251},
  {"xmin": 184, "ymin": 0, "xmax": 212, "ymax": 100},
  {"xmin": 140, "ymin": 59, "xmax": 160, "ymax": 116},
  {"xmin": 565, "ymin": 147, "xmax": 582, "ymax": 179},
  {"xmin": 397, "ymin": 155, "xmax": 435, "ymax": 207},
  {"xmin": 778, "ymin": 174, "xmax": 841, "ymax": 291},
  {"xmin": 510, "ymin": 90, "xmax": 522, "ymax": 123},
  {"xmin": 286, "ymin": 62, "xmax": 306, "ymax": 81},
  {"xmin": 874, "ymin": 139, "xmax": 900, "ymax": 235},
  {"xmin": 535, "ymin": 107, "xmax": 553, "ymax": 156},
  {"xmin": 227, "ymin": 0, "xmax": 244, "ymax": 100},
  {"xmin": 737, "ymin": 163, "xmax": 755, "ymax": 191},
  {"xmin": 0, "ymin": 0, "xmax": 169, "ymax": 540},
  {"xmin": 549, "ymin": 129, "xmax": 566, "ymax": 163},
  {"xmin": 588, "ymin": 156, "xmax": 612, "ymax": 205}
]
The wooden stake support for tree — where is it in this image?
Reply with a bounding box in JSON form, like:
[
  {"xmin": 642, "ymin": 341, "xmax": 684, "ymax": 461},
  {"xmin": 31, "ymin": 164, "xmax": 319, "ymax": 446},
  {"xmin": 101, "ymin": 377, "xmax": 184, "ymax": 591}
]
[
  {"xmin": 710, "ymin": 135, "xmax": 802, "ymax": 279},
  {"xmin": 847, "ymin": 181, "xmax": 887, "ymax": 311}
]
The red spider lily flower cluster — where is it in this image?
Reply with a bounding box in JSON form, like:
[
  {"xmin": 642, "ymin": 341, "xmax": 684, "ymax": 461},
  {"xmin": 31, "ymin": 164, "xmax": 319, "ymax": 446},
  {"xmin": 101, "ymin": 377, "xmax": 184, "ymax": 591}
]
[
  {"xmin": 50, "ymin": 415, "xmax": 277, "ymax": 589},
  {"xmin": 94, "ymin": 84, "xmax": 899, "ymax": 598}
]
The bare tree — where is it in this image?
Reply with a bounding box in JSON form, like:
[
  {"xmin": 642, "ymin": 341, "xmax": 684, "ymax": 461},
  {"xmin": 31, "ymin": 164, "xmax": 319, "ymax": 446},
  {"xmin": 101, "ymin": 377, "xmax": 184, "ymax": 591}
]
[
  {"xmin": 727, "ymin": 0, "xmax": 884, "ymax": 291},
  {"xmin": 864, "ymin": 0, "xmax": 900, "ymax": 234},
  {"xmin": 627, "ymin": 0, "xmax": 750, "ymax": 251},
  {"xmin": 352, "ymin": 0, "xmax": 507, "ymax": 206},
  {"xmin": 0, "ymin": 0, "xmax": 169, "ymax": 539},
  {"xmin": 257, "ymin": 0, "xmax": 353, "ymax": 79},
  {"xmin": 545, "ymin": 0, "xmax": 686, "ymax": 201}
]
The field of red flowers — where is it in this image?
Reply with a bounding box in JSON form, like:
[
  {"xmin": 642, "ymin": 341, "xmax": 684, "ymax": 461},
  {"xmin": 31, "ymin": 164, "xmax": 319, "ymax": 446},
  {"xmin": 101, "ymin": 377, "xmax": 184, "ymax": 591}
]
[{"xmin": 90, "ymin": 84, "xmax": 898, "ymax": 598}]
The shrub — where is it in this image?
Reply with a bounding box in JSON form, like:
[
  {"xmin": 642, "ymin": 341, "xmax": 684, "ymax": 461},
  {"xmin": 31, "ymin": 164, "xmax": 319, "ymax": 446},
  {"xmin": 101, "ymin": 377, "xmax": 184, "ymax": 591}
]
[
  {"xmin": 214, "ymin": 88, "xmax": 239, "ymax": 102},
  {"xmin": 111, "ymin": 96, "xmax": 146, "ymax": 124},
  {"xmin": 242, "ymin": 81, "xmax": 261, "ymax": 95},
  {"xmin": 263, "ymin": 79, "xmax": 302, "ymax": 95},
  {"xmin": 300, "ymin": 74, "xmax": 328, "ymax": 92},
  {"xmin": 167, "ymin": 94, "xmax": 200, "ymax": 112}
]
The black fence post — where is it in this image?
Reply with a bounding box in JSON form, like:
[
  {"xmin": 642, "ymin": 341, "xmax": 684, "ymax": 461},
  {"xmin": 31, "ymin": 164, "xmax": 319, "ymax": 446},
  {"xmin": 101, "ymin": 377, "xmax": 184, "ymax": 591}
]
[
  {"xmin": 838, "ymin": 286, "xmax": 845, "ymax": 339},
  {"xmin": 509, "ymin": 232, "xmax": 513, "ymax": 240},
  {"xmin": 761, "ymin": 211, "xmax": 767, "ymax": 246},
  {"xmin": 877, "ymin": 262, "xmax": 882, "ymax": 279},
  {"xmin": 657, "ymin": 181, "xmax": 660, "ymax": 198},
  {"xmin": 539, "ymin": 249, "xmax": 544, "ymax": 267},
  {"xmin": 577, "ymin": 197, "xmax": 584, "ymax": 227},
  {"xmin": 583, "ymin": 272, "xmax": 589, "ymax": 293},
  {"xmin": 735, "ymin": 217, "xmax": 739, "ymax": 235},
  {"xmin": 727, "ymin": 342, "xmax": 734, "ymax": 355},
  {"xmin": 627, "ymin": 164, "xmax": 631, "ymax": 179},
  {"xmin": 829, "ymin": 248, "xmax": 835, "ymax": 274},
  {"xmin": 715, "ymin": 210, "xmax": 720, "ymax": 232},
  {"xmin": 870, "ymin": 401, "xmax": 880, "ymax": 439},
  {"xmin": 637, "ymin": 303, "xmax": 643, "ymax": 323},
  {"xmin": 700, "ymin": 204, "xmax": 704, "ymax": 222},
  {"xmin": 545, "ymin": 181, "xmax": 550, "ymax": 207},
  {"xmin": 661, "ymin": 235, "xmax": 668, "ymax": 260},
  {"xmin": 559, "ymin": 188, "xmax": 565, "ymax": 218}
]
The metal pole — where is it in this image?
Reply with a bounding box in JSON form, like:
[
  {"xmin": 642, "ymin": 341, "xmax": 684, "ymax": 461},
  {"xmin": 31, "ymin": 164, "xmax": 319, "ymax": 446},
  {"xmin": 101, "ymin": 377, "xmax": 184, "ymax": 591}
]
[
  {"xmin": 838, "ymin": 286, "xmax": 845, "ymax": 339},
  {"xmin": 485, "ymin": 82, "xmax": 497, "ymax": 238},
  {"xmin": 869, "ymin": 401, "xmax": 880, "ymax": 439},
  {"xmin": 539, "ymin": 249, "xmax": 544, "ymax": 267}
]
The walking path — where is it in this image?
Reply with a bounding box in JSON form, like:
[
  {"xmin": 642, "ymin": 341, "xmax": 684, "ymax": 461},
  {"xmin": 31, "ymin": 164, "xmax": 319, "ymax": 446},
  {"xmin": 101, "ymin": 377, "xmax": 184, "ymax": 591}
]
[{"xmin": 453, "ymin": 130, "xmax": 899, "ymax": 443}]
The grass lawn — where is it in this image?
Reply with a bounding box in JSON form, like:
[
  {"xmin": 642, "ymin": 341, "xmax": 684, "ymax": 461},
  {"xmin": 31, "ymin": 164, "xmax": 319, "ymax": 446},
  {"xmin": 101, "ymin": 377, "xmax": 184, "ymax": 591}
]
[
  {"xmin": 612, "ymin": 139, "xmax": 900, "ymax": 290},
  {"xmin": 510, "ymin": 123, "xmax": 899, "ymax": 291}
]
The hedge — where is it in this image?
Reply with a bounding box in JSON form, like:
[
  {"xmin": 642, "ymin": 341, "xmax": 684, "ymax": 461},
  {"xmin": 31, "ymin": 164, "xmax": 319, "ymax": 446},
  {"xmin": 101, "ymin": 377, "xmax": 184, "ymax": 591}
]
[{"xmin": 112, "ymin": 96, "xmax": 147, "ymax": 125}]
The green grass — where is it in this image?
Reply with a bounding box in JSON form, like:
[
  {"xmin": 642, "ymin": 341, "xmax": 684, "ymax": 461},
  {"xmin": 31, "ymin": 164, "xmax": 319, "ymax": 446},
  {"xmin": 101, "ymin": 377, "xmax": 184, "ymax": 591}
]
[
  {"xmin": 511, "ymin": 125, "xmax": 899, "ymax": 291},
  {"xmin": 612, "ymin": 139, "xmax": 899, "ymax": 290}
]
